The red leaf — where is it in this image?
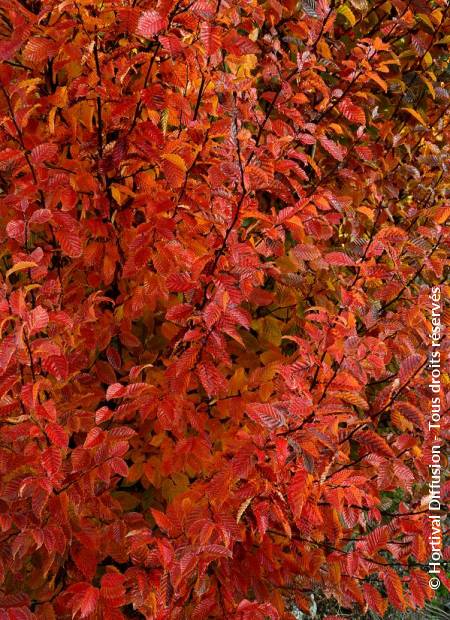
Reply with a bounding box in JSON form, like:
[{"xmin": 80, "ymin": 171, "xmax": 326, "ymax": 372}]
[
  {"xmin": 319, "ymin": 136, "xmax": 347, "ymax": 161},
  {"xmin": 136, "ymin": 10, "xmax": 167, "ymax": 37},
  {"xmin": 23, "ymin": 37, "xmax": 58, "ymax": 63},
  {"xmin": 42, "ymin": 446, "xmax": 62, "ymax": 478},
  {"xmin": 398, "ymin": 354, "xmax": 424, "ymax": 385},
  {"xmin": 293, "ymin": 243, "xmax": 321, "ymax": 261},
  {"xmin": 197, "ymin": 362, "xmax": 227, "ymax": 397},
  {"xmin": 54, "ymin": 229, "xmax": 82, "ymax": 257},
  {"xmin": 365, "ymin": 526, "xmax": 389, "ymax": 555},
  {"xmin": 159, "ymin": 33, "xmax": 184, "ymax": 56},
  {"xmin": 106, "ymin": 346, "xmax": 121, "ymax": 371},
  {"xmin": 26, "ymin": 306, "xmax": 49, "ymax": 335},
  {"xmin": 288, "ymin": 470, "xmax": 312, "ymax": 521},
  {"xmin": 198, "ymin": 544, "xmax": 232, "ymax": 559},
  {"xmin": 383, "ymin": 569, "xmax": 405, "ymax": 611},
  {"xmin": 30, "ymin": 143, "xmax": 58, "ymax": 164},
  {"xmin": 71, "ymin": 549, "xmax": 98, "ymax": 582},
  {"xmin": 338, "ymin": 99, "xmax": 366, "ymax": 125},
  {"xmin": 166, "ymin": 303, "xmax": 193, "ymax": 322},
  {"xmin": 357, "ymin": 430, "xmax": 395, "ymax": 458},
  {"xmin": 110, "ymin": 457, "xmax": 129, "ymax": 477},
  {"xmin": 101, "ymin": 573, "xmax": 126, "ymax": 605},
  {"xmin": 42, "ymin": 354, "xmax": 69, "ymax": 380},
  {"xmin": 0, "ymin": 333, "xmax": 17, "ymax": 376},
  {"xmin": 151, "ymin": 508, "xmax": 175, "ymax": 535},
  {"xmin": 363, "ymin": 583, "xmax": 387, "ymax": 616},
  {"xmin": 83, "ymin": 427, "xmax": 104, "ymax": 448},
  {"xmin": 244, "ymin": 165, "xmax": 271, "ymax": 191},
  {"xmin": 325, "ymin": 251, "xmax": 355, "ymax": 266},
  {"xmin": 200, "ymin": 22, "xmax": 221, "ymax": 56},
  {"xmin": 45, "ymin": 422, "xmax": 68, "ymax": 448},
  {"xmin": 395, "ymin": 401, "xmax": 425, "ymax": 430},
  {"xmin": 246, "ymin": 402, "xmax": 286, "ymax": 430},
  {"xmin": 161, "ymin": 153, "xmax": 186, "ymax": 188},
  {"xmin": 28, "ymin": 208, "xmax": 52, "ymax": 225},
  {"xmin": 6, "ymin": 220, "xmax": 25, "ymax": 244},
  {"xmin": 106, "ymin": 383, "xmax": 125, "ymax": 400},
  {"xmin": 166, "ymin": 272, "xmax": 195, "ymax": 292},
  {"xmin": 95, "ymin": 406, "xmax": 113, "ymax": 424},
  {"xmin": 79, "ymin": 585, "xmax": 100, "ymax": 618}
]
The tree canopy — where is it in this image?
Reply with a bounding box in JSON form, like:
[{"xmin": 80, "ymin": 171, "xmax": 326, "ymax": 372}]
[{"xmin": 0, "ymin": 0, "xmax": 449, "ymax": 618}]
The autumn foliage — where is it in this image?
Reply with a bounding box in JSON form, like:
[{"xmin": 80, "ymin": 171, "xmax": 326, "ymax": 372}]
[{"xmin": 0, "ymin": 0, "xmax": 449, "ymax": 617}]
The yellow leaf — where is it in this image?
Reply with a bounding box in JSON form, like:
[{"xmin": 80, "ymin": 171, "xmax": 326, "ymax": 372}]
[
  {"xmin": 259, "ymin": 381, "xmax": 273, "ymax": 401},
  {"xmin": 317, "ymin": 39, "xmax": 332, "ymax": 60},
  {"xmin": 6, "ymin": 261, "xmax": 38, "ymax": 279},
  {"xmin": 146, "ymin": 109, "xmax": 158, "ymax": 124},
  {"xmin": 431, "ymin": 8, "xmax": 442, "ymax": 25},
  {"xmin": 114, "ymin": 304, "xmax": 124, "ymax": 321},
  {"xmin": 401, "ymin": 107, "xmax": 427, "ymax": 126},
  {"xmin": 124, "ymin": 462, "xmax": 143, "ymax": 485},
  {"xmin": 417, "ymin": 13, "xmax": 434, "ymax": 30},
  {"xmin": 285, "ymin": 215, "xmax": 304, "ymax": 227},
  {"xmin": 261, "ymin": 316, "xmax": 282, "ymax": 346},
  {"xmin": 112, "ymin": 491, "xmax": 140, "ymax": 511},
  {"xmin": 335, "ymin": 391, "xmax": 369, "ymax": 409},
  {"xmin": 367, "ymin": 71, "xmax": 387, "ymax": 92},
  {"xmin": 6, "ymin": 415, "xmax": 29, "ymax": 424},
  {"xmin": 398, "ymin": 49, "xmax": 416, "ymax": 60},
  {"xmin": 337, "ymin": 4, "xmax": 356, "ymax": 26},
  {"xmin": 14, "ymin": 78, "xmax": 42, "ymax": 95},
  {"xmin": 33, "ymin": 378, "xmax": 50, "ymax": 408},
  {"xmin": 0, "ymin": 316, "xmax": 17, "ymax": 338},
  {"xmin": 160, "ymin": 108, "xmax": 169, "ymax": 135},
  {"xmin": 72, "ymin": 101, "xmax": 94, "ymax": 131},
  {"xmin": 52, "ymin": 86, "xmax": 68, "ymax": 108},
  {"xmin": 391, "ymin": 410, "xmax": 412, "ymax": 432},
  {"xmin": 18, "ymin": 104, "xmax": 40, "ymax": 130},
  {"xmin": 329, "ymin": 122, "xmax": 344, "ymax": 135},
  {"xmin": 236, "ymin": 497, "xmax": 253, "ymax": 524},
  {"xmin": 229, "ymin": 367, "xmax": 247, "ymax": 394},
  {"xmin": 149, "ymin": 432, "xmax": 165, "ymax": 447},
  {"xmin": 249, "ymin": 27, "xmax": 259, "ymax": 42},
  {"xmin": 349, "ymin": 0, "xmax": 368, "ymax": 10},
  {"xmin": 110, "ymin": 183, "xmax": 136, "ymax": 206},
  {"xmin": 227, "ymin": 54, "xmax": 257, "ymax": 78},
  {"xmin": 419, "ymin": 75, "xmax": 435, "ymax": 99},
  {"xmin": 422, "ymin": 52, "xmax": 432, "ymax": 68},
  {"xmin": 329, "ymin": 561, "xmax": 341, "ymax": 586},
  {"xmin": 161, "ymin": 473, "xmax": 189, "ymax": 501},
  {"xmin": 357, "ymin": 206, "xmax": 375, "ymax": 220},
  {"xmin": 372, "ymin": 36, "xmax": 391, "ymax": 52},
  {"xmin": 24, "ymin": 284, "xmax": 41, "ymax": 294},
  {"xmin": 99, "ymin": 9, "xmax": 115, "ymax": 26},
  {"xmin": 110, "ymin": 185, "xmax": 122, "ymax": 205},
  {"xmin": 433, "ymin": 206, "xmax": 450, "ymax": 224},
  {"xmin": 161, "ymin": 153, "xmax": 186, "ymax": 171},
  {"xmin": 48, "ymin": 107, "xmax": 57, "ymax": 134},
  {"xmin": 411, "ymin": 445, "xmax": 421, "ymax": 457}
]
